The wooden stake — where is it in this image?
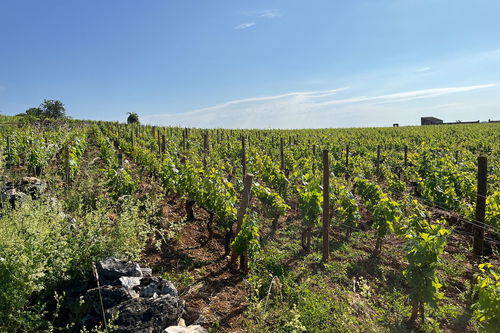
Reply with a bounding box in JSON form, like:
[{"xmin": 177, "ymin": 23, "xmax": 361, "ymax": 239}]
[
  {"xmin": 242, "ymin": 136, "xmax": 247, "ymax": 178},
  {"xmin": 322, "ymin": 150, "xmax": 330, "ymax": 263},
  {"xmin": 312, "ymin": 145, "xmax": 316, "ymax": 174},
  {"xmin": 118, "ymin": 153, "xmax": 123, "ymax": 168},
  {"xmin": 230, "ymin": 173, "xmax": 254, "ymax": 269},
  {"xmin": 404, "ymin": 145, "xmax": 408, "ymax": 167},
  {"xmin": 280, "ymin": 138, "xmax": 285, "ymax": 172},
  {"xmin": 376, "ymin": 145, "xmax": 381, "ymax": 169},
  {"xmin": 473, "ymin": 156, "xmax": 487, "ymax": 257},
  {"xmin": 162, "ymin": 134, "xmax": 166, "ymax": 156}
]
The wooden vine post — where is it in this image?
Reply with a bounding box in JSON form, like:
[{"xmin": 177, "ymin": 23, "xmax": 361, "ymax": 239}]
[
  {"xmin": 280, "ymin": 138, "xmax": 285, "ymax": 172},
  {"xmin": 376, "ymin": 145, "xmax": 381, "ymax": 172},
  {"xmin": 161, "ymin": 134, "xmax": 166, "ymax": 156},
  {"xmin": 117, "ymin": 153, "xmax": 123, "ymax": 168},
  {"xmin": 322, "ymin": 150, "xmax": 330, "ymax": 263},
  {"xmin": 312, "ymin": 145, "xmax": 316, "ymax": 174},
  {"xmin": 241, "ymin": 136, "xmax": 247, "ymax": 178},
  {"xmin": 345, "ymin": 145, "xmax": 350, "ymax": 174},
  {"xmin": 473, "ymin": 156, "xmax": 487, "ymax": 257},
  {"xmin": 404, "ymin": 145, "xmax": 408, "ymax": 167},
  {"xmin": 230, "ymin": 173, "xmax": 254, "ymax": 271}
]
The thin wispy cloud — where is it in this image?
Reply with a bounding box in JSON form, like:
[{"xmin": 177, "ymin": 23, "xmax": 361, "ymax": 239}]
[
  {"xmin": 234, "ymin": 22, "xmax": 255, "ymax": 30},
  {"xmin": 143, "ymin": 84, "xmax": 497, "ymax": 129},
  {"xmin": 243, "ymin": 9, "xmax": 282, "ymax": 19},
  {"xmin": 416, "ymin": 67, "xmax": 431, "ymax": 72},
  {"xmin": 317, "ymin": 84, "xmax": 496, "ymax": 107}
]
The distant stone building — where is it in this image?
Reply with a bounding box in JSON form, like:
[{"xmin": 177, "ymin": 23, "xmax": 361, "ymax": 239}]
[{"xmin": 421, "ymin": 117, "xmax": 443, "ymax": 125}]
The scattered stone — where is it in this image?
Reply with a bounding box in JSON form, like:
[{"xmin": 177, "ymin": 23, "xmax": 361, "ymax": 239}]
[
  {"xmin": 83, "ymin": 285, "xmax": 131, "ymax": 315},
  {"xmin": 20, "ymin": 177, "xmax": 47, "ymax": 198},
  {"xmin": 141, "ymin": 267, "xmax": 153, "ymax": 277},
  {"xmin": 164, "ymin": 326, "xmax": 186, "ymax": 333},
  {"xmin": 5, "ymin": 189, "xmax": 28, "ymax": 208},
  {"xmin": 70, "ymin": 258, "xmax": 204, "ymax": 333},
  {"xmin": 139, "ymin": 285, "xmax": 158, "ymax": 298},
  {"xmin": 0, "ymin": 177, "xmax": 47, "ymax": 208},
  {"xmin": 96, "ymin": 258, "xmax": 142, "ymax": 282},
  {"xmin": 163, "ymin": 325, "xmax": 208, "ymax": 333},
  {"xmin": 140, "ymin": 277, "xmax": 178, "ymax": 297},
  {"xmin": 107, "ymin": 294, "xmax": 184, "ymax": 333},
  {"xmin": 119, "ymin": 276, "xmax": 141, "ymax": 289}
]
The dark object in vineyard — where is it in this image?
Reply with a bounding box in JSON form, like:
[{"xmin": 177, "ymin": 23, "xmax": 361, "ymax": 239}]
[
  {"xmin": 96, "ymin": 257, "xmax": 143, "ymax": 284},
  {"xmin": 473, "ymin": 156, "xmax": 487, "ymax": 257},
  {"xmin": 230, "ymin": 173, "xmax": 254, "ymax": 271},
  {"xmin": 0, "ymin": 188, "xmax": 27, "ymax": 209},
  {"xmin": 421, "ymin": 116, "xmax": 443, "ymax": 125},
  {"xmin": 79, "ymin": 258, "xmax": 186, "ymax": 333},
  {"xmin": 410, "ymin": 181, "xmax": 421, "ymax": 197},
  {"xmin": 23, "ymin": 99, "xmax": 67, "ymax": 119},
  {"xmin": 127, "ymin": 112, "xmax": 140, "ymax": 124},
  {"xmin": 19, "ymin": 177, "xmax": 47, "ymax": 199},
  {"xmin": 322, "ymin": 149, "xmax": 330, "ymax": 263},
  {"xmin": 0, "ymin": 177, "xmax": 46, "ymax": 208},
  {"xmin": 185, "ymin": 199, "xmax": 196, "ymax": 221}
]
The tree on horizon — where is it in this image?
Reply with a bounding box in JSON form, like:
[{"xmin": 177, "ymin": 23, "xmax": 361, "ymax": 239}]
[{"xmin": 23, "ymin": 99, "xmax": 66, "ymax": 119}]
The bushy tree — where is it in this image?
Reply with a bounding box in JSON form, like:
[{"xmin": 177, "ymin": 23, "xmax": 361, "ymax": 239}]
[
  {"xmin": 40, "ymin": 99, "xmax": 65, "ymax": 118},
  {"xmin": 127, "ymin": 112, "xmax": 139, "ymax": 124},
  {"xmin": 23, "ymin": 99, "xmax": 66, "ymax": 118},
  {"xmin": 25, "ymin": 107, "xmax": 43, "ymax": 117}
]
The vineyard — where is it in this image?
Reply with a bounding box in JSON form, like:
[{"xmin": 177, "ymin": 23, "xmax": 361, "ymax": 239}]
[{"xmin": 0, "ymin": 114, "xmax": 499, "ymax": 332}]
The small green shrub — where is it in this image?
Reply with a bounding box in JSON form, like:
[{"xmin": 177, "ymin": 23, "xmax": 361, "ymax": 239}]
[
  {"xmin": 0, "ymin": 196, "xmax": 148, "ymax": 331},
  {"xmin": 472, "ymin": 263, "xmax": 500, "ymax": 332}
]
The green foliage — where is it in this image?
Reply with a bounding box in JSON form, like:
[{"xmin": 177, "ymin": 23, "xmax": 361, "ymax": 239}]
[
  {"xmin": 403, "ymin": 222, "xmax": 449, "ymax": 308},
  {"xmin": 105, "ymin": 166, "xmax": 137, "ymax": 199},
  {"xmin": 250, "ymin": 153, "xmax": 290, "ymax": 199},
  {"xmin": 417, "ymin": 152, "xmax": 475, "ymax": 212},
  {"xmin": 472, "ymin": 263, "xmax": 500, "ymax": 333},
  {"xmin": 485, "ymin": 192, "xmax": 500, "ymax": 229},
  {"xmin": 253, "ymin": 182, "xmax": 289, "ymax": 219},
  {"xmin": 335, "ymin": 187, "xmax": 361, "ymax": 236},
  {"xmin": 127, "ymin": 112, "xmax": 139, "ymax": 124},
  {"xmin": 231, "ymin": 215, "xmax": 261, "ymax": 257},
  {"xmin": 388, "ymin": 175, "xmax": 406, "ymax": 197},
  {"xmin": 63, "ymin": 130, "xmax": 88, "ymax": 180},
  {"xmin": 93, "ymin": 126, "xmax": 116, "ymax": 166},
  {"xmin": 25, "ymin": 107, "xmax": 43, "ymax": 117},
  {"xmin": 196, "ymin": 167, "xmax": 238, "ymax": 229},
  {"xmin": 297, "ymin": 176, "xmax": 322, "ymax": 229},
  {"xmin": 0, "ymin": 197, "xmax": 148, "ymax": 331},
  {"xmin": 354, "ymin": 177, "xmax": 382, "ymax": 209},
  {"xmin": 24, "ymin": 99, "xmax": 66, "ymax": 119},
  {"xmin": 372, "ymin": 194, "xmax": 402, "ymax": 240}
]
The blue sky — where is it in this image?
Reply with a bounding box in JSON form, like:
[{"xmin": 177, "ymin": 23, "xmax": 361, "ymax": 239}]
[{"xmin": 1, "ymin": 0, "xmax": 499, "ymax": 128}]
